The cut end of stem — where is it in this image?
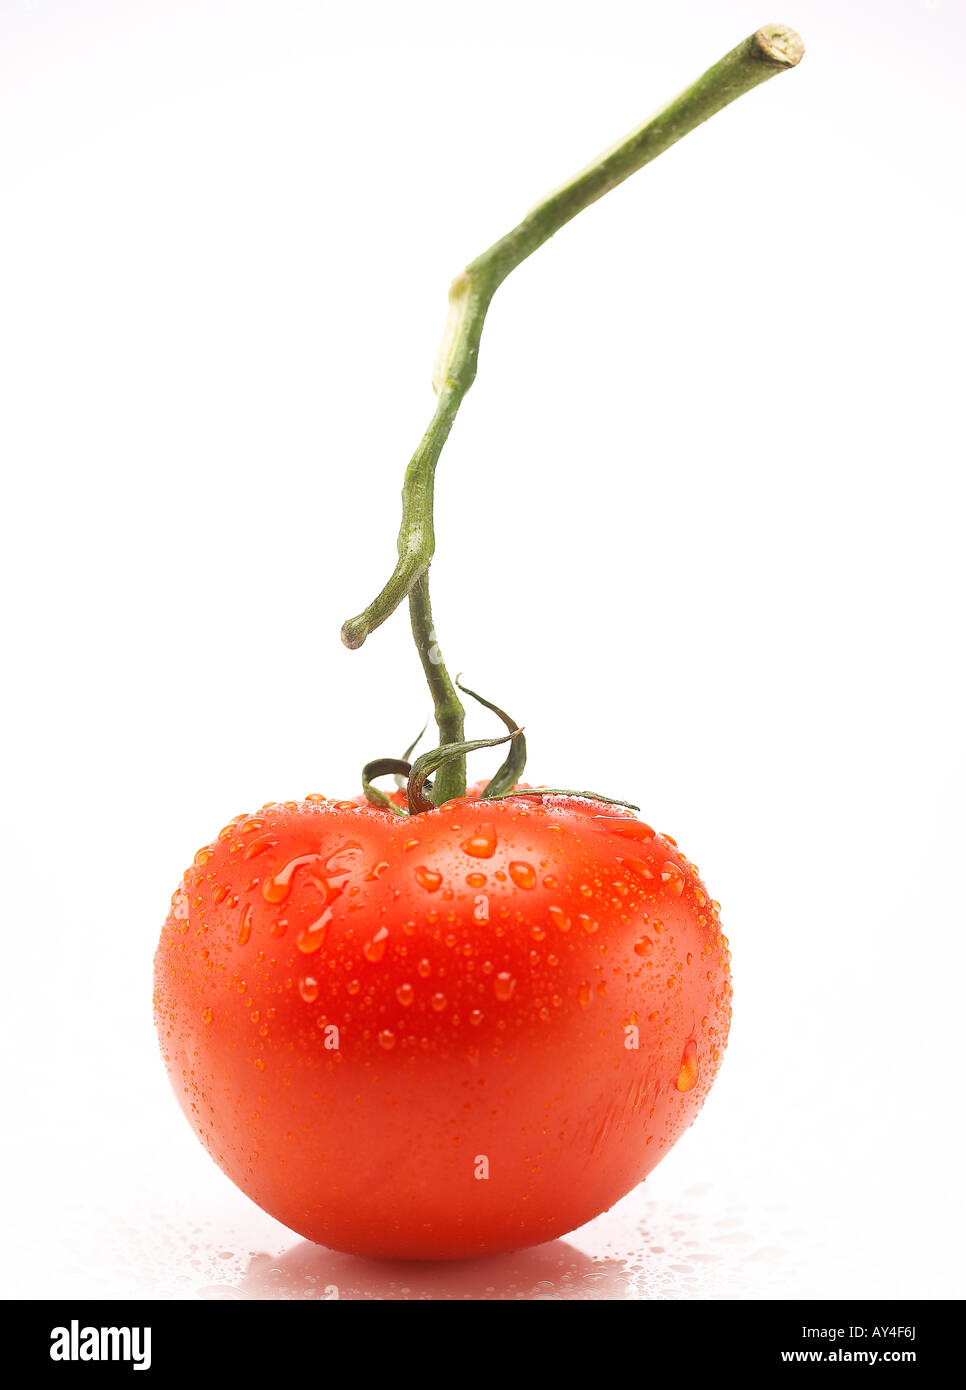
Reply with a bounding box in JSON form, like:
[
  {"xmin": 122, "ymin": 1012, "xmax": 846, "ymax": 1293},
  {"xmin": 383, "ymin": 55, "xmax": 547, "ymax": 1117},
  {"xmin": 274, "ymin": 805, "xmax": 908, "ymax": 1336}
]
[
  {"xmin": 341, "ymin": 617, "xmax": 368, "ymax": 650},
  {"xmin": 754, "ymin": 23, "xmax": 804, "ymax": 68}
]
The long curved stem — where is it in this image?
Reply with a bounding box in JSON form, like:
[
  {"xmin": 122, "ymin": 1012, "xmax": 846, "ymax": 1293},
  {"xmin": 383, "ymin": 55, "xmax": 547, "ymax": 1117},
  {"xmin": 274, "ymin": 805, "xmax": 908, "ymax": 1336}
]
[
  {"xmin": 409, "ymin": 573, "xmax": 466, "ymax": 803},
  {"xmin": 342, "ymin": 24, "xmax": 803, "ymax": 796}
]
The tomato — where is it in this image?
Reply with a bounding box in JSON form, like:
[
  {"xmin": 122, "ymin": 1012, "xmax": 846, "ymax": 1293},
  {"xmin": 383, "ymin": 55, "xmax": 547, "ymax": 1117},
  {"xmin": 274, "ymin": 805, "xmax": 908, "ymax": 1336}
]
[{"xmin": 153, "ymin": 788, "xmax": 732, "ymax": 1259}]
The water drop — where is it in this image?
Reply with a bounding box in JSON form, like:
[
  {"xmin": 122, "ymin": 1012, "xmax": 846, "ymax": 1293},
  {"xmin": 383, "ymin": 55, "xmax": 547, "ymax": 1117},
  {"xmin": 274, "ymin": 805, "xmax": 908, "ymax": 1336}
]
[
  {"xmin": 297, "ymin": 911, "xmax": 330, "ymax": 953},
  {"xmin": 676, "ymin": 1039, "xmax": 699, "ymax": 1092},
  {"xmin": 609, "ymin": 821, "xmax": 656, "ymax": 842},
  {"xmin": 237, "ymin": 905, "xmax": 253, "ymax": 946},
  {"xmin": 415, "ymin": 866, "xmax": 443, "ymax": 892},
  {"xmin": 661, "ymin": 862, "xmax": 685, "ymax": 896},
  {"xmin": 364, "ymin": 925, "xmax": 389, "ymax": 962},
  {"xmin": 461, "ymin": 824, "xmax": 497, "ymax": 859},
  {"xmin": 494, "ymin": 971, "xmax": 516, "ymax": 1001},
  {"xmin": 299, "ymin": 975, "xmax": 320, "ymax": 1003},
  {"xmin": 243, "ymin": 833, "xmax": 278, "ymax": 860},
  {"xmin": 508, "ymin": 861, "xmax": 536, "ymax": 889}
]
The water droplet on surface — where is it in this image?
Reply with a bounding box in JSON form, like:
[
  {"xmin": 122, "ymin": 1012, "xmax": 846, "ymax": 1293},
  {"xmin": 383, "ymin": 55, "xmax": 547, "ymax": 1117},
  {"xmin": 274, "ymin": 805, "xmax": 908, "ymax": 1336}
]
[
  {"xmin": 548, "ymin": 906, "xmax": 571, "ymax": 932},
  {"xmin": 417, "ymin": 958, "xmax": 431, "ymax": 978},
  {"xmin": 577, "ymin": 983, "xmax": 592, "ymax": 1011},
  {"xmin": 661, "ymin": 862, "xmax": 685, "ymax": 896},
  {"xmin": 262, "ymin": 854, "xmax": 317, "ymax": 903},
  {"xmin": 244, "ymin": 833, "xmax": 278, "ymax": 860},
  {"xmin": 676, "ymin": 1039, "xmax": 699, "ymax": 1092},
  {"xmin": 430, "ymin": 991, "xmax": 447, "ymax": 1012},
  {"xmin": 415, "ymin": 866, "xmax": 443, "ymax": 892},
  {"xmin": 609, "ymin": 821, "xmax": 656, "ymax": 841},
  {"xmin": 466, "ymin": 872, "xmax": 487, "ymax": 888},
  {"xmin": 469, "ymin": 1009, "xmax": 484, "ymax": 1026},
  {"xmin": 364, "ymin": 925, "xmax": 389, "ymax": 962},
  {"xmin": 202, "ymin": 1007, "xmax": 213, "ymax": 1024},
  {"xmin": 494, "ymin": 971, "xmax": 516, "ymax": 1001},
  {"xmin": 299, "ymin": 975, "xmax": 320, "ymax": 1003},
  {"xmin": 237, "ymin": 905, "xmax": 253, "ymax": 946},
  {"xmin": 634, "ymin": 935, "xmax": 654, "ymax": 956},
  {"xmin": 297, "ymin": 911, "xmax": 330, "ymax": 953},
  {"xmin": 378, "ymin": 1029, "xmax": 396, "ymax": 1050},
  {"xmin": 194, "ymin": 847, "xmax": 213, "ymax": 867},
  {"xmin": 461, "ymin": 824, "xmax": 497, "ymax": 859},
  {"xmin": 396, "ymin": 983, "xmax": 415, "ymax": 1007},
  {"xmin": 622, "ymin": 856, "xmax": 655, "ymax": 881},
  {"xmin": 508, "ymin": 861, "xmax": 536, "ymax": 889}
]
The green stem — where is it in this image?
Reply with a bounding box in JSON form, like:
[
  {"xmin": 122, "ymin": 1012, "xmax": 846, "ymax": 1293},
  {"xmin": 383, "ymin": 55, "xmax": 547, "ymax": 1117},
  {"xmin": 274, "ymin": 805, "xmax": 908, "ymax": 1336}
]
[
  {"xmin": 409, "ymin": 573, "xmax": 466, "ymax": 803},
  {"xmin": 341, "ymin": 24, "xmax": 802, "ymax": 661}
]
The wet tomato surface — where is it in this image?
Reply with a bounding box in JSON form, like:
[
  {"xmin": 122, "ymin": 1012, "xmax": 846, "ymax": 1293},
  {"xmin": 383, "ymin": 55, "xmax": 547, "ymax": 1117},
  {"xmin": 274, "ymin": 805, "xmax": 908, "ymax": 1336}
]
[{"xmin": 154, "ymin": 789, "xmax": 732, "ymax": 1259}]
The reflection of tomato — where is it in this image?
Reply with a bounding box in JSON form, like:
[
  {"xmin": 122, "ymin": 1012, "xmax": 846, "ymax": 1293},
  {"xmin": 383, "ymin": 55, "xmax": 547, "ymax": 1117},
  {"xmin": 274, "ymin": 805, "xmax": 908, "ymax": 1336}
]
[{"xmin": 154, "ymin": 787, "xmax": 732, "ymax": 1259}]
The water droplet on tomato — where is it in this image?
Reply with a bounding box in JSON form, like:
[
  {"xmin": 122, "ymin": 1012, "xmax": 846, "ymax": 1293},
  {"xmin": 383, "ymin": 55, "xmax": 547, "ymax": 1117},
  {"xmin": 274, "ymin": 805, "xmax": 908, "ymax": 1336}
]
[
  {"xmin": 609, "ymin": 821, "xmax": 656, "ymax": 841},
  {"xmin": 548, "ymin": 906, "xmax": 571, "ymax": 932},
  {"xmin": 430, "ymin": 991, "xmax": 447, "ymax": 1012},
  {"xmin": 661, "ymin": 862, "xmax": 685, "ymax": 896},
  {"xmin": 202, "ymin": 1007, "xmax": 213, "ymax": 1024},
  {"xmin": 364, "ymin": 925, "xmax": 389, "ymax": 963},
  {"xmin": 297, "ymin": 911, "xmax": 330, "ymax": 953},
  {"xmin": 194, "ymin": 847, "xmax": 214, "ymax": 867},
  {"xmin": 508, "ymin": 861, "xmax": 536, "ymax": 889},
  {"xmin": 466, "ymin": 872, "xmax": 487, "ymax": 888},
  {"xmin": 417, "ymin": 958, "xmax": 431, "ymax": 978},
  {"xmin": 244, "ymin": 833, "xmax": 278, "ymax": 860},
  {"xmin": 469, "ymin": 1009, "xmax": 484, "ymax": 1026},
  {"xmin": 262, "ymin": 854, "xmax": 318, "ymax": 903},
  {"xmin": 676, "ymin": 1039, "xmax": 699, "ymax": 1092},
  {"xmin": 299, "ymin": 975, "xmax": 320, "ymax": 1003},
  {"xmin": 634, "ymin": 935, "xmax": 653, "ymax": 956},
  {"xmin": 622, "ymin": 856, "xmax": 655, "ymax": 881},
  {"xmin": 396, "ymin": 983, "xmax": 415, "ymax": 1007},
  {"xmin": 461, "ymin": 824, "xmax": 497, "ymax": 859},
  {"xmin": 378, "ymin": 1029, "xmax": 396, "ymax": 1050},
  {"xmin": 577, "ymin": 983, "xmax": 592, "ymax": 1010},
  {"xmin": 415, "ymin": 866, "xmax": 443, "ymax": 892},
  {"xmin": 494, "ymin": 971, "xmax": 516, "ymax": 1001},
  {"xmin": 237, "ymin": 905, "xmax": 253, "ymax": 946}
]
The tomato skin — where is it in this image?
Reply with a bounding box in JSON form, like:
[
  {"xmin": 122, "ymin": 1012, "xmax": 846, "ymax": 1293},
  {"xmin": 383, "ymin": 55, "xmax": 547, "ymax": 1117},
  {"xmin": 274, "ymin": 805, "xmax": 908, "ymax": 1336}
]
[{"xmin": 154, "ymin": 792, "xmax": 732, "ymax": 1259}]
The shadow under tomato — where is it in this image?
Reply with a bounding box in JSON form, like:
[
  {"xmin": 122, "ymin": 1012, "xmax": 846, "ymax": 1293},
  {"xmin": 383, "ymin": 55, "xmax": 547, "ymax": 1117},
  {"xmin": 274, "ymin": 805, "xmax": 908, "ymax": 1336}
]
[{"xmin": 212, "ymin": 1236, "xmax": 631, "ymax": 1301}]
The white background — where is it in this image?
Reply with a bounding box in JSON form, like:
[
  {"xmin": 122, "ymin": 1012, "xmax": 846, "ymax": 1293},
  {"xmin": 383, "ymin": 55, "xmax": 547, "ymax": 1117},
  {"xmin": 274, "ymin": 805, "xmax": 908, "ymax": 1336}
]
[{"xmin": 2, "ymin": 0, "xmax": 964, "ymax": 1300}]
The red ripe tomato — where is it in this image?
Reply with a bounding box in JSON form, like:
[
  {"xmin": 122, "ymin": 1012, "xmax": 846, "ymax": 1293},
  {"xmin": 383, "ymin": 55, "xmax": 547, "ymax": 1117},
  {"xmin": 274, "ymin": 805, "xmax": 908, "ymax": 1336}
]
[{"xmin": 153, "ymin": 788, "xmax": 732, "ymax": 1259}]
